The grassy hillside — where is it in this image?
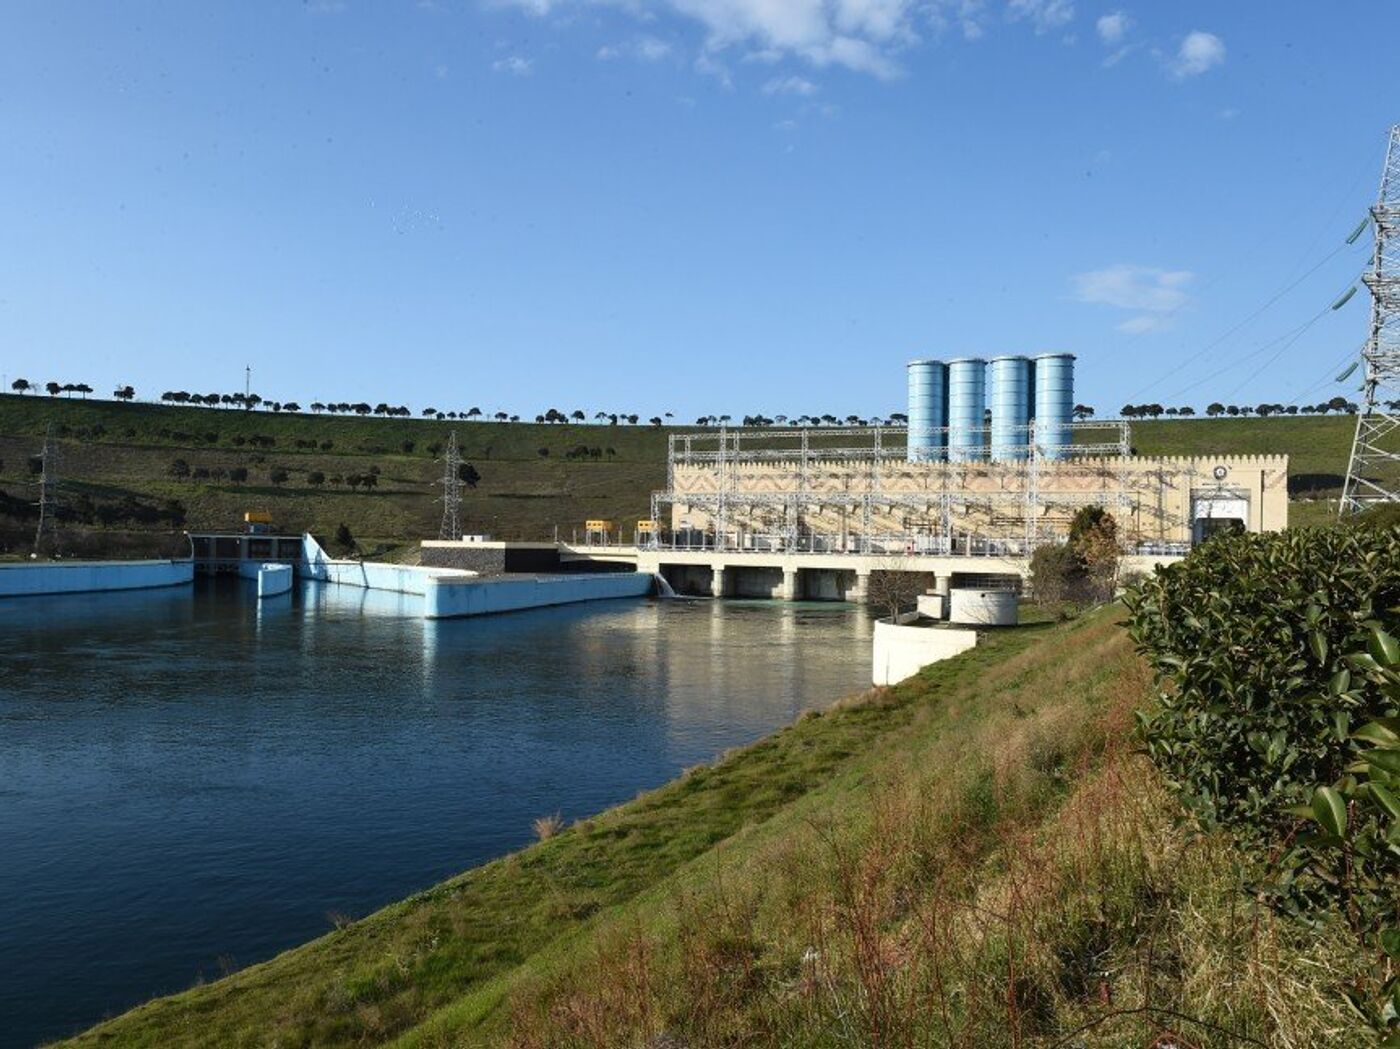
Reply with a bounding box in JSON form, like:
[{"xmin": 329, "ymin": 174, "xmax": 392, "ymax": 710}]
[
  {"xmin": 0, "ymin": 395, "xmax": 1371, "ymax": 554},
  {"xmin": 0, "ymin": 394, "xmax": 671, "ymax": 554},
  {"xmin": 64, "ymin": 606, "xmax": 1367, "ymax": 1048}
]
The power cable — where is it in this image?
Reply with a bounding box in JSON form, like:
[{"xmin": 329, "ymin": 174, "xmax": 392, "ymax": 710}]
[{"xmin": 1128, "ymin": 240, "xmax": 1362, "ymax": 401}]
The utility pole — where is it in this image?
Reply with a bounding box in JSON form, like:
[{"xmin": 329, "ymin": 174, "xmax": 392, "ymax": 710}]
[
  {"xmin": 1342, "ymin": 124, "xmax": 1400, "ymax": 513},
  {"xmin": 33, "ymin": 423, "xmax": 58, "ymax": 556},
  {"xmin": 245, "ymin": 365, "xmax": 251, "ymax": 401},
  {"xmin": 439, "ymin": 430, "xmax": 462, "ymax": 540}
]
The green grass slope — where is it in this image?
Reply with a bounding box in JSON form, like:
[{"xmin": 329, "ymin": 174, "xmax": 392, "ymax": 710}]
[
  {"xmin": 0, "ymin": 396, "xmax": 1372, "ymax": 553},
  {"xmin": 63, "ymin": 609, "xmax": 1367, "ymax": 1048},
  {"xmin": 0, "ymin": 395, "xmax": 671, "ymax": 553}
]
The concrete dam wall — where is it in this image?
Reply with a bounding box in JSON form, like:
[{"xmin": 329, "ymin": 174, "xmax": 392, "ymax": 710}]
[
  {"xmin": 425, "ymin": 572, "xmax": 655, "ymax": 619},
  {"xmin": 0, "ymin": 559, "xmax": 194, "ymax": 598}
]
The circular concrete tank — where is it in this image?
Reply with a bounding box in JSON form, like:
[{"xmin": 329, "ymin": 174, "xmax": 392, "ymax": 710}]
[{"xmin": 949, "ymin": 588, "xmax": 1018, "ymax": 626}]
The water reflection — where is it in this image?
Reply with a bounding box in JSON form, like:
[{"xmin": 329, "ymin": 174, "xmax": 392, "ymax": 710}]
[{"xmin": 0, "ymin": 581, "xmax": 872, "ymax": 1048}]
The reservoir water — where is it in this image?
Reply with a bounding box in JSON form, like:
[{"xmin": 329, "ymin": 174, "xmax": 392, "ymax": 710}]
[{"xmin": 0, "ymin": 580, "xmax": 873, "ymax": 1047}]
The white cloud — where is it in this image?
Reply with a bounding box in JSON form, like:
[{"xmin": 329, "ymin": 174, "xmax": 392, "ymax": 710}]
[
  {"xmin": 1095, "ymin": 11, "xmax": 1127, "ymax": 46},
  {"xmin": 598, "ymin": 36, "xmax": 674, "ymax": 61},
  {"xmin": 763, "ymin": 74, "xmax": 818, "ymax": 95},
  {"xmin": 1007, "ymin": 0, "xmax": 1074, "ymax": 35},
  {"xmin": 496, "ymin": 0, "xmax": 557, "ymax": 13},
  {"xmin": 1219, "ymin": 106, "xmax": 1240, "ymax": 119},
  {"xmin": 649, "ymin": 0, "xmax": 913, "ymax": 77},
  {"xmin": 491, "ymin": 55, "xmax": 534, "ymax": 75},
  {"xmin": 1117, "ymin": 314, "xmax": 1171, "ymax": 334},
  {"xmin": 488, "ymin": 0, "xmax": 1097, "ymax": 80},
  {"xmin": 694, "ymin": 49, "xmax": 733, "ymax": 88},
  {"xmin": 742, "ymin": 47, "xmax": 785, "ymax": 64},
  {"xmin": 1073, "ymin": 265, "xmax": 1193, "ymax": 332},
  {"xmin": 496, "ymin": 0, "xmax": 920, "ymax": 78},
  {"xmin": 1169, "ymin": 29, "xmax": 1225, "ymax": 77},
  {"xmin": 637, "ymin": 36, "xmax": 674, "ymax": 60}
]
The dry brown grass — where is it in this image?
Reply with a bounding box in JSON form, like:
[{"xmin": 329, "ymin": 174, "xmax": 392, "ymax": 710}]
[
  {"xmin": 486, "ymin": 614, "xmax": 1370, "ymax": 1049},
  {"xmin": 532, "ymin": 813, "xmax": 564, "ymax": 842}
]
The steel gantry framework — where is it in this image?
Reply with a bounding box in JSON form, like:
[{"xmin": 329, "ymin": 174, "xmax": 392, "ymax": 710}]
[
  {"xmin": 648, "ymin": 420, "xmax": 1137, "ymax": 555},
  {"xmin": 1342, "ymin": 124, "xmax": 1400, "ymax": 513},
  {"xmin": 33, "ymin": 423, "xmax": 59, "ymax": 555},
  {"xmin": 438, "ymin": 430, "xmax": 463, "ymax": 540}
]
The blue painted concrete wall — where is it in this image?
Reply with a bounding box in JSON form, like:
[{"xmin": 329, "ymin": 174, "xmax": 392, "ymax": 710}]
[
  {"xmin": 424, "ymin": 572, "xmax": 654, "ymax": 619},
  {"xmin": 252, "ymin": 563, "xmax": 293, "ymax": 599},
  {"xmin": 298, "ymin": 534, "xmax": 470, "ymax": 595},
  {"xmin": 0, "ymin": 559, "xmax": 193, "ymax": 598}
]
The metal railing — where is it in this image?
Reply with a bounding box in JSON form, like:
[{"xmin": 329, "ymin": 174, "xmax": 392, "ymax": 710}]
[{"xmin": 633, "ymin": 531, "xmax": 1039, "ymax": 557}]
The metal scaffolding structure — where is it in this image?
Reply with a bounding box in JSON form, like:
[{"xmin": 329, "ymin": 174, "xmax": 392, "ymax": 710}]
[
  {"xmin": 649, "ymin": 421, "xmax": 1136, "ymax": 555},
  {"xmin": 33, "ymin": 423, "xmax": 59, "ymax": 555},
  {"xmin": 1342, "ymin": 124, "xmax": 1400, "ymax": 513},
  {"xmin": 438, "ymin": 430, "xmax": 462, "ymax": 541}
]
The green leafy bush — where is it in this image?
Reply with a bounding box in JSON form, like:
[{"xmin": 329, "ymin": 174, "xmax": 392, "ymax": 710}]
[
  {"xmin": 1124, "ymin": 527, "xmax": 1400, "ymax": 840},
  {"xmin": 1028, "ymin": 506, "xmax": 1120, "ymax": 612},
  {"xmin": 1127, "ymin": 526, "xmax": 1400, "ymax": 1041},
  {"xmin": 1287, "ymin": 629, "xmax": 1400, "ymax": 1039}
]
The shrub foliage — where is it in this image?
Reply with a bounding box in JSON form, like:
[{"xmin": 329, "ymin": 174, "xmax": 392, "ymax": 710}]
[
  {"xmin": 1126, "ymin": 527, "xmax": 1400, "ymax": 836},
  {"xmin": 1126, "ymin": 526, "xmax": 1400, "ymax": 1039},
  {"xmin": 1029, "ymin": 505, "xmax": 1120, "ymax": 611}
]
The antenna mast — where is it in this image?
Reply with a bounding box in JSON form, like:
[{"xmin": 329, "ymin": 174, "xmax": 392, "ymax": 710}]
[
  {"xmin": 439, "ymin": 430, "xmax": 462, "ymax": 540},
  {"xmin": 1341, "ymin": 124, "xmax": 1400, "ymax": 513},
  {"xmin": 33, "ymin": 423, "xmax": 59, "ymax": 555}
]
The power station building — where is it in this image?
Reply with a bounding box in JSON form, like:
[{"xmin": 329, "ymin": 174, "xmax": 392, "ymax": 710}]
[{"xmin": 649, "ymin": 356, "xmax": 1288, "ymax": 557}]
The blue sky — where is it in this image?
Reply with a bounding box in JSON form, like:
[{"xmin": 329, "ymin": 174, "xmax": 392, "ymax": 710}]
[{"xmin": 0, "ymin": 1, "xmax": 1395, "ymax": 421}]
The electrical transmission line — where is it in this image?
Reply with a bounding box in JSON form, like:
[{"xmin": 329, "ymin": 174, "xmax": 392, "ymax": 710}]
[
  {"xmin": 33, "ymin": 423, "xmax": 59, "ymax": 556},
  {"xmin": 439, "ymin": 430, "xmax": 462, "ymax": 540},
  {"xmin": 1342, "ymin": 124, "xmax": 1400, "ymax": 513}
]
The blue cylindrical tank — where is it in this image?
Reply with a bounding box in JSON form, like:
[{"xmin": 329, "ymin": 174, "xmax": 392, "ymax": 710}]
[
  {"xmin": 989, "ymin": 355, "xmax": 1033, "ymax": 461},
  {"xmin": 1033, "ymin": 353, "xmax": 1075, "ymax": 460},
  {"xmin": 946, "ymin": 357, "xmax": 987, "ymax": 462},
  {"xmin": 906, "ymin": 359, "xmax": 948, "ymax": 462}
]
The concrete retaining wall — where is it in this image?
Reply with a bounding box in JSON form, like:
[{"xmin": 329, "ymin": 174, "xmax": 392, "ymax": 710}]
[
  {"xmin": 872, "ymin": 618, "xmax": 978, "ymax": 686},
  {"xmin": 0, "ymin": 559, "xmax": 193, "ymax": 598},
  {"xmin": 257, "ymin": 563, "xmax": 292, "ymax": 599},
  {"xmin": 300, "ymin": 535, "xmax": 474, "ymax": 595},
  {"xmin": 425, "ymin": 571, "xmax": 654, "ymax": 619},
  {"xmin": 238, "ymin": 560, "xmax": 294, "ymax": 598},
  {"xmin": 916, "ymin": 593, "xmax": 946, "ymax": 619}
]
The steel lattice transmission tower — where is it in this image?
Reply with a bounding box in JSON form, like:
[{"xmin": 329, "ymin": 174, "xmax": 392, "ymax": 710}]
[
  {"xmin": 439, "ymin": 430, "xmax": 462, "ymax": 540},
  {"xmin": 1342, "ymin": 124, "xmax": 1400, "ymax": 513},
  {"xmin": 33, "ymin": 423, "xmax": 59, "ymax": 555}
]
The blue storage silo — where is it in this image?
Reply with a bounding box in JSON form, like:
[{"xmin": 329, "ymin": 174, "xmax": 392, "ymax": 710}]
[
  {"xmin": 946, "ymin": 357, "xmax": 987, "ymax": 462},
  {"xmin": 906, "ymin": 359, "xmax": 948, "ymax": 462},
  {"xmin": 989, "ymin": 355, "xmax": 1033, "ymax": 461},
  {"xmin": 1033, "ymin": 353, "xmax": 1075, "ymax": 460}
]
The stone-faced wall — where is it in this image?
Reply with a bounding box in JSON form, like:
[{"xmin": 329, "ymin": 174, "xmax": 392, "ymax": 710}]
[
  {"xmin": 419, "ymin": 545, "xmax": 506, "ymax": 574},
  {"xmin": 418, "ymin": 542, "xmax": 565, "ymax": 575}
]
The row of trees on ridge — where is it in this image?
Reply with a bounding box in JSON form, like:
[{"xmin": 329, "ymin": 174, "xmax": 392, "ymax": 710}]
[{"xmin": 12, "ymin": 377, "xmax": 1390, "ymax": 426}]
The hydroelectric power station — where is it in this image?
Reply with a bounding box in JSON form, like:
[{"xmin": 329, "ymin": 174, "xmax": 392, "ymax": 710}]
[{"xmin": 615, "ymin": 355, "xmax": 1289, "ymax": 600}]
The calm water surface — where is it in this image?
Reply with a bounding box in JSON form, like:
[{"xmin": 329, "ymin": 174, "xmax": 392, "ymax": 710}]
[{"xmin": 0, "ymin": 580, "xmax": 872, "ymax": 1047}]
